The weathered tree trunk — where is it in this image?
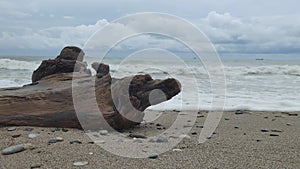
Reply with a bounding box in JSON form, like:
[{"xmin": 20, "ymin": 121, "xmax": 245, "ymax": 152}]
[{"xmin": 0, "ymin": 47, "xmax": 181, "ymax": 130}]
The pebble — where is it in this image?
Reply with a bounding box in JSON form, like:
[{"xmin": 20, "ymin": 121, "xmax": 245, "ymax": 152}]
[
  {"xmin": 261, "ymin": 128, "xmax": 269, "ymax": 132},
  {"xmin": 28, "ymin": 133, "xmax": 40, "ymax": 138},
  {"xmin": 70, "ymin": 140, "xmax": 82, "ymax": 144},
  {"xmin": 224, "ymin": 118, "xmax": 230, "ymax": 120},
  {"xmin": 148, "ymin": 153, "xmax": 159, "ymax": 159},
  {"xmin": 62, "ymin": 128, "xmax": 69, "ymax": 132},
  {"xmin": 196, "ymin": 125, "xmax": 204, "ymax": 128},
  {"xmin": 270, "ymin": 133, "xmax": 279, "ymax": 137},
  {"xmin": 128, "ymin": 133, "xmax": 147, "ymax": 139},
  {"xmin": 48, "ymin": 137, "xmax": 64, "ymax": 144},
  {"xmin": 271, "ymin": 129, "xmax": 282, "ymax": 133},
  {"xmin": 99, "ymin": 130, "xmax": 108, "ymax": 135},
  {"xmin": 197, "ymin": 115, "xmax": 205, "ymax": 118},
  {"xmin": 234, "ymin": 126, "xmax": 239, "ymax": 129},
  {"xmin": 191, "ymin": 132, "xmax": 197, "ymax": 135},
  {"xmin": 235, "ymin": 110, "xmax": 245, "ymax": 115},
  {"xmin": 31, "ymin": 164, "xmax": 41, "ymax": 169},
  {"xmin": 55, "ymin": 137, "xmax": 64, "ymax": 141},
  {"xmin": 288, "ymin": 113, "xmax": 298, "ymax": 116},
  {"xmin": 73, "ymin": 161, "xmax": 89, "ymax": 167},
  {"xmin": 156, "ymin": 123, "xmax": 162, "ymax": 126},
  {"xmin": 156, "ymin": 137, "xmax": 168, "ymax": 143},
  {"xmin": 286, "ymin": 123, "xmax": 292, "ymax": 126},
  {"xmin": 1, "ymin": 143, "xmax": 31, "ymax": 155},
  {"xmin": 172, "ymin": 149, "xmax": 182, "ymax": 152},
  {"xmin": 12, "ymin": 134, "xmax": 21, "ymax": 138},
  {"xmin": 7, "ymin": 127, "xmax": 16, "ymax": 131},
  {"xmin": 179, "ymin": 134, "xmax": 191, "ymax": 139},
  {"xmin": 51, "ymin": 128, "xmax": 60, "ymax": 132},
  {"xmin": 24, "ymin": 128, "xmax": 34, "ymax": 131},
  {"xmin": 133, "ymin": 138, "xmax": 143, "ymax": 143}
]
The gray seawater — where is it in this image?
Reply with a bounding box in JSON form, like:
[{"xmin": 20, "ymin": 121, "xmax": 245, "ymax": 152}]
[{"xmin": 0, "ymin": 55, "xmax": 300, "ymax": 112}]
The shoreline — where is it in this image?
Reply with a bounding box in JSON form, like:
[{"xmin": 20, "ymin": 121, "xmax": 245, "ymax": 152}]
[{"xmin": 1, "ymin": 110, "xmax": 299, "ymax": 168}]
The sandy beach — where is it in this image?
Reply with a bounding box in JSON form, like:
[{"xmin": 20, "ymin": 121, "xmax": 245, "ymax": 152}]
[{"xmin": 0, "ymin": 110, "xmax": 299, "ymax": 169}]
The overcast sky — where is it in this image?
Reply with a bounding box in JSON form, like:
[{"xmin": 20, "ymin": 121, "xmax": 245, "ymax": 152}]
[{"xmin": 0, "ymin": 0, "xmax": 300, "ymax": 57}]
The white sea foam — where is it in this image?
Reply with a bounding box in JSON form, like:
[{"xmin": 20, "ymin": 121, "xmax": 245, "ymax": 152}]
[{"xmin": 1, "ymin": 56, "xmax": 300, "ymax": 112}]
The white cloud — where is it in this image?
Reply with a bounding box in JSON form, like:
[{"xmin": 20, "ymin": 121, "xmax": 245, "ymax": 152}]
[{"xmin": 63, "ymin": 16, "xmax": 74, "ymax": 20}]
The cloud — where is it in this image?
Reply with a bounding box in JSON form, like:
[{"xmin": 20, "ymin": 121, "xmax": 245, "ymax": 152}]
[
  {"xmin": 63, "ymin": 16, "xmax": 74, "ymax": 20},
  {"xmin": 0, "ymin": 11, "xmax": 300, "ymax": 56}
]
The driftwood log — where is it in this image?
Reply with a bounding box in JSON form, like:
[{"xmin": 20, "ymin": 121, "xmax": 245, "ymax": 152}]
[{"xmin": 0, "ymin": 46, "xmax": 181, "ymax": 130}]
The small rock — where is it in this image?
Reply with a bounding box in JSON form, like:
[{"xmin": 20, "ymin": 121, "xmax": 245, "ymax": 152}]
[
  {"xmin": 133, "ymin": 138, "xmax": 143, "ymax": 143},
  {"xmin": 128, "ymin": 133, "xmax": 147, "ymax": 139},
  {"xmin": 224, "ymin": 118, "xmax": 230, "ymax": 120},
  {"xmin": 73, "ymin": 161, "xmax": 89, "ymax": 167},
  {"xmin": 48, "ymin": 139, "xmax": 57, "ymax": 144},
  {"xmin": 31, "ymin": 164, "xmax": 41, "ymax": 169},
  {"xmin": 172, "ymin": 149, "xmax": 182, "ymax": 152},
  {"xmin": 7, "ymin": 127, "xmax": 16, "ymax": 131},
  {"xmin": 235, "ymin": 110, "xmax": 247, "ymax": 115},
  {"xmin": 156, "ymin": 127, "xmax": 163, "ymax": 130},
  {"xmin": 179, "ymin": 134, "xmax": 191, "ymax": 139},
  {"xmin": 271, "ymin": 129, "xmax": 282, "ymax": 133},
  {"xmin": 270, "ymin": 133, "xmax": 279, "ymax": 137},
  {"xmin": 88, "ymin": 152, "xmax": 93, "ymax": 155},
  {"xmin": 234, "ymin": 126, "xmax": 239, "ymax": 129},
  {"xmin": 51, "ymin": 128, "xmax": 60, "ymax": 132},
  {"xmin": 196, "ymin": 125, "xmax": 204, "ymax": 128},
  {"xmin": 70, "ymin": 140, "xmax": 82, "ymax": 144},
  {"xmin": 156, "ymin": 137, "xmax": 168, "ymax": 143},
  {"xmin": 1, "ymin": 144, "xmax": 31, "ymax": 155},
  {"xmin": 261, "ymin": 128, "xmax": 269, "ymax": 132},
  {"xmin": 62, "ymin": 128, "xmax": 69, "ymax": 132},
  {"xmin": 99, "ymin": 130, "xmax": 108, "ymax": 135},
  {"xmin": 256, "ymin": 139, "xmax": 262, "ymax": 142},
  {"xmin": 24, "ymin": 128, "xmax": 34, "ymax": 131},
  {"xmin": 286, "ymin": 123, "xmax": 292, "ymax": 126},
  {"xmin": 56, "ymin": 137, "xmax": 64, "ymax": 141},
  {"xmin": 148, "ymin": 153, "xmax": 159, "ymax": 159},
  {"xmin": 156, "ymin": 123, "xmax": 162, "ymax": 126},
  {"xmin": 288, "ymin": 113, "xmax": 298, "ymax": 116},
  {"xmin": 191, "ymin": 132, "xmax": 197, "ymax": 135},
  {"xmin": 28, "ymin": 133, "xmax": 40, "ymax": 138},
  {"xmin": 12, "ymin": 134, "xmax": 21, "ymax": 138},
  {"xmin": 197, "ymin": 115, "xmax": 205, "ymax": 118}
]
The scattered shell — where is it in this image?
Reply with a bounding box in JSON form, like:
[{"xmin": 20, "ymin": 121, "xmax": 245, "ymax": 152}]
[{"xmin": 73, "ymin": 161, "xmax": 89, "ymax": 167}]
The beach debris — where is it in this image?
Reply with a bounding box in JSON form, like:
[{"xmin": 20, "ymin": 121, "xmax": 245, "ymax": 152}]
[
  {"xmin": 1, "ymin": 143, "xmax": 32, "ymax": 155},
  {"xmin": 28, "ymin": 133, "xmax": 40, "ymax": 138},
  {"xmin": 156, "ymin": 137, "xmax": 168, "ymax": 143},
  {"xmin": 148, "ymin": 153, "xmax": 159, "ymax": 159},
  {"xmin": 99, "ymin": 130, "xmax": 108, "ymax": 135},
  {"xmin": 73, "ymin": 161, "xmax": 89, "ymax": 167},
  {"xmin": 260, "ymin": 128, "xmax": 269, "ymax": 132},
  {"xmin": 70, "ymin": 140, "xmax": 82, "ymax": 144},
  {"xmin": 7, "ymin": 127, "xmax": 16, "ymax": 131},
  {"xmin": 128, "ymin": 133, "xmax": 147, "ymax": 139},
  {"xmin": 270, "ymin": 133, "xmax": 279, "ymax": 137}
]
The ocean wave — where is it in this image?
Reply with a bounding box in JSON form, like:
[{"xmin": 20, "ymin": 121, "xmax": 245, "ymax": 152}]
[
  {"xmin": 0, "ymin": 58, "xmax": 40, "ymax": 70},
  {"xmin": 226, "ymin": 65, "xmax": 300, "ymax": 76}
]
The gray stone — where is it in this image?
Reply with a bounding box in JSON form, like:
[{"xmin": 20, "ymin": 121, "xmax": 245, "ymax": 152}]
[
  {"xmin": 261, "ymin": 128, "xmax": 269, "ymax": 132},
  {"xmin": 148, "ymin": 153, "xmax": 159, "ymax": 159},
  {"xmin": 7, "ymin": 127, "xmax": 16, "ymax": 131},
  {"xmin": 156, "ymin": 137, "xmax": 168, "ymax": 143},
  {"xmin": 270, "ymin": 133, "xmax": 279, "ymax": 137},
  {"xmin": 128, "ymin": 133, "xmax": 147, "ymax": 139},
  {"xmin": 99, "ymin": 130, "xmax": 108, "ymax": 135},
  {"xmin": 73, "ymin": 161, "xmax": 89, "ymax": 166},
  {"xmin": 1, "ymin": 144, "xmax": 31, "ymax": 155},
  {"xmin": 28, "ymin": 133, "xmax": 40, "ymax": 138},
  {"xmin": 70, "ymin": 140, "xmax": 82, "ymax": 144}
]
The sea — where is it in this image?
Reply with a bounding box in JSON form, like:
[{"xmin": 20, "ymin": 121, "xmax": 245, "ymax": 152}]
[{"xmin": 0, "ymin": 55, "xmax": 299, "ymax": 112}]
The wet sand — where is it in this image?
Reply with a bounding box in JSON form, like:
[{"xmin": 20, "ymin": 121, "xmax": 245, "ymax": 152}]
[{"xmin": 0, "ymin": 110, "xmax": 299, "ymax": 169}]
